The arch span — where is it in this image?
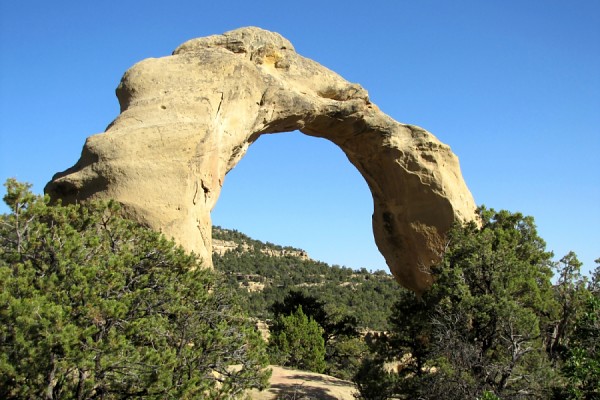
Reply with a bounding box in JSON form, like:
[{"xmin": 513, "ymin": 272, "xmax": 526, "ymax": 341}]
[{"xmin": 45, "ymin": 27, "xmax": 476, "ymax": 293}]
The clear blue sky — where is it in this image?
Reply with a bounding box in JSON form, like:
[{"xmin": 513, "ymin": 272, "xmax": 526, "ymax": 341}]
[{"xmin": 1, "ymin": 1, "xmax": 598, "ymax": 274}]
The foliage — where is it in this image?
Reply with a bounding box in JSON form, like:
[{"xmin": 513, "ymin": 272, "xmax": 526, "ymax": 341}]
[
  {"xmin": 548, "ymin": 252, "xmax": 590, "ymax": 360},
  {"xmin": 352, "ymin": 356, "xmax": 398, "ymax": 400},
  {"xmin": 0, "ymin": 179, "xmax": 270, "ymax": 399},
  {"xmin": 355, "ymin": 207, "xmax": 563, "ymax": 400},
  {"xmin": 213, "ymin": 208, "xmax": 598, "ymax": 397},
  {"xmin": 268, "ymin": 306, "xmax": 327, "ymax": 374},
  {"xmin": 270, "ymin": 290, "xmax": 363, "ymax": 379},
  {"xmin": 557, "ymin": 266, "xmax": 600, "ymax": 400},
  {"xmin": 212, "ymin": 227, "xmax": 393, "ymax": 380},
  {"xmin": 326, "ymin": 336, "xmax": 369, "ymax": 381},
  {"xmin": 212, "ymin": 226, "xmax": 403, "ymax": 331},
  {"xmin": 271, "ymin": 290, "xmax": 360, "ymax": 344}
]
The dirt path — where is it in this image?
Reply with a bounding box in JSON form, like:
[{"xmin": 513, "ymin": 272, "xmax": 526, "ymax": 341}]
[{"xmin": 247, "ymin": 365, "xmax": 357, "ymax": 400}]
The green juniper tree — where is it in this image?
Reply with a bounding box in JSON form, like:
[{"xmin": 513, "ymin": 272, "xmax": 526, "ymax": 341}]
[
  {"xmin": 548, "ymin": 252, "xmax": 590, "ymax": 360},
  {"xmin": 0, "ymin": 179, "xmax": 270, "ymax": 399},
  {"xmin": 355, "ymin": 207, "xmax": 560, "ymax": 400},
  {"xmin": 267, "ymin": 306, "xmax": 327, "ymax": 373},
  {"xmin": 270, "ymin": 290, "xmax": 360, "ymax": 345},
  {"xmin": 270, "ymin": 290, "xmax": 364, "ymax": 379},
  {"xmin": 556, "ymin": 260, "xmax": 600, "ymax": 400}
]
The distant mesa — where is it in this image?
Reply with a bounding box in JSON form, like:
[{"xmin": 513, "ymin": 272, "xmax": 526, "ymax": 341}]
[
  {"xmin": 45, "ymin": 27, "xmax": 476, "ymax": 293},
  {"xmin": 212, "ymin": 238, "xmax": 309, "ymax": 260}
]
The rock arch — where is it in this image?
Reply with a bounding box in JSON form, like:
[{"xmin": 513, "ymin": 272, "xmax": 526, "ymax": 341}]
[{"xmin": 45, "ymin": 27, "xmax": 476, "ymax": 293}]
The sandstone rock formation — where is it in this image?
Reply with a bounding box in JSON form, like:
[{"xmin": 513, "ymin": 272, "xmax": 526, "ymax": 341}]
[
  {"xmin": 45, "ymin": 27, "xmax": 476, "ymax": 293},
  {"xmin": 212, "ymin": 238, "xmax": 309, "ymax": 260}
]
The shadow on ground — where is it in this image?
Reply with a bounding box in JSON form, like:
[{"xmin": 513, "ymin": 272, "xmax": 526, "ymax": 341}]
[
  {"xmin": 247, "ymin": 365, "xmax": 357, "ymax": 400},
  {"xmin": 269, "ymin": 381, "xmax": 341, "ymax": 399}
]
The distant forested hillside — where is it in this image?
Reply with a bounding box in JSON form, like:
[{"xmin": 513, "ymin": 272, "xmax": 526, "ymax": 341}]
[{"xmin": 212, "ymin": 226, "xmax": 404, "ymax": 330}]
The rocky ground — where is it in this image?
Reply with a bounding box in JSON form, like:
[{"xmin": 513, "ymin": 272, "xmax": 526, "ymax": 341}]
[{"xmin": 248, "ymin": 365, "xmax": 357, "ymax": 400}]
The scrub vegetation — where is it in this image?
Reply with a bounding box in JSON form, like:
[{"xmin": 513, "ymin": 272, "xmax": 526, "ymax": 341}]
[{"xmin": 2, "ymin": 179, "xmax": 598, "ymax": 399}]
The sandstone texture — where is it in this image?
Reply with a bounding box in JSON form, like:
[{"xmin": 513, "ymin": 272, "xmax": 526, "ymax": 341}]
[
  {"xmin": 46, "ymin": 27, "xmax": 476, "ymax": 293},
  {"xmin": 212, "ymin": 238, "xmax": 309, "ymax": 259}
]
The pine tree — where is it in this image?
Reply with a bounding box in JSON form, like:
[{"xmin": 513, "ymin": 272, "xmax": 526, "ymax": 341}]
[
  {"xmin": 559, "ymin": 264, "xmax": 600, "ymax": 399},
  {"xmin": 0, "ymin": 179, "xmax": 270, "ymax": 399},
  {"xmin": 355, "ymin": 207, "xmax": 560, "ymax": 399},
  {"xmin": 268, "ymin": 306, "xmax": 327, "ymax": 373}
]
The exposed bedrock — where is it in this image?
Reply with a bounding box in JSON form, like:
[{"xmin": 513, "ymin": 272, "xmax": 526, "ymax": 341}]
[{"xmin": 46, "ymin": 27, "xmax": 477, "ymax": 293}]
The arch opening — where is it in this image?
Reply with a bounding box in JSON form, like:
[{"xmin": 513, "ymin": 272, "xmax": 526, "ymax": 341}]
[{"xmin": 211, "ymin": 130, "xmax": 386, "ymax": 271}]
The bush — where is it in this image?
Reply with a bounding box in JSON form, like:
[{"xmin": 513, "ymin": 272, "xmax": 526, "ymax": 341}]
[
  {"xmin": 268, "ymin": 306, "xmax": 326, "ymax": 373},
  {"xmin": 0, "ymin": 179, "xmax": 270, "ymax": 399},
  {"xmin": 354, "ymin": 208, "xmax": 560, "ymax": 399}
]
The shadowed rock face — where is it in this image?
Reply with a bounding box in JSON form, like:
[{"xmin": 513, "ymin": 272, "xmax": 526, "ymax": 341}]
[{"xmin": 45, "ymin": 27, "xmax": 476, "ymax": 293}]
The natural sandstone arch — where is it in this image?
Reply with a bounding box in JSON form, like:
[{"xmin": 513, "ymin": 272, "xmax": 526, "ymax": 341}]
[{"xmin": 45, "ymin": 27, "xmax": 476, "ymax": 293}]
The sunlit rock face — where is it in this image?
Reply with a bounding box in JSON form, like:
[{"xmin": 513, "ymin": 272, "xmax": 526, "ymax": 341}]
[{"xmin": 46, "ymin": 27, "xmax": 476, "ymax": 293}]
